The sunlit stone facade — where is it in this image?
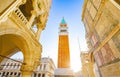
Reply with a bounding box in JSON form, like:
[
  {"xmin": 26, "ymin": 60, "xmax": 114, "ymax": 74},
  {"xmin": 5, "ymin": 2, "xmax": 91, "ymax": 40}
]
[
  {"xmin": 0, "ymin": 0, "xmax": 52, "ymax": 77},
  {"xmin": 0, "ymin": 59, "xmax": 22, "ymax": 77},
  {"xmin": 0, "ymin": 57, "xmax": 55, "ymax": 77},
  {"xmin": 80, "ymin": 52, "xmax": 95, "ymax": 77},
  {"xmin": 82, "ymin": 0, "xmax": 120, "ymax": 77}
]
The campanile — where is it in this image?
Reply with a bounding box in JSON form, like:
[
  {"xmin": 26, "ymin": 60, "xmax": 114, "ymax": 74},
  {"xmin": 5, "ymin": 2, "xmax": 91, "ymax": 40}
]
[
  {"xmin": 55, "ymin": 18, "xmax": 74, "ymax": 77},
  {"xmin": 58, "ymin": 18, "xmax": 70, "ymax": 68}
]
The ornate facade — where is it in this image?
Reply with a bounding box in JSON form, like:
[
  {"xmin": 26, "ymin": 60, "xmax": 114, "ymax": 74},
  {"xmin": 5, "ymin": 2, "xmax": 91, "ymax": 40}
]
[
  {"xmin": 0, "ymin": 57, "xmax": 55, "ymax": 77},
  {"xmin": 82, "ymin": 0, "xmax": 120, "ymax": 77},
  {"xmin": 0, "ymin": 0, "xmax": 52, "ymax": 77}
]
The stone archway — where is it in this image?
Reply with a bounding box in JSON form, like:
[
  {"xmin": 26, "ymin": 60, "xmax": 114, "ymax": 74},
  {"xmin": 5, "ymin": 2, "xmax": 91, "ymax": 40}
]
[{"xmin": 0, "ymin": 28, "xmax": 42, "ymax": 77}]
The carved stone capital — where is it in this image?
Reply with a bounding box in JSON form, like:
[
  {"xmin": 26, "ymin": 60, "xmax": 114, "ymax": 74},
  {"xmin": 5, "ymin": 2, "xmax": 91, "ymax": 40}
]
[
  {"xmin": 21, "ymin": 65, "xmax": 34, "ymax": 72},
  {"xmin": 31, "ymin": 10, "xmax": 37, "ymax": 17},
  {"xmin": 36, "ymin": 23, "xmax": 44, "ymax": 30},
  {"xmin": 22, "ymin": 0, "xmax": 26, "ymax": 4},
  {"xmin": 33, "ymin": 60, "xmax": 40, "ymax": 70}
]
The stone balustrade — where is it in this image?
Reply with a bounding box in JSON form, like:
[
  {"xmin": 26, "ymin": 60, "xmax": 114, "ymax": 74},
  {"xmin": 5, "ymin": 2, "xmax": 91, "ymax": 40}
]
[{"xmin": 14, "ymin": 8, "xmax": 28, "ymax": 25}]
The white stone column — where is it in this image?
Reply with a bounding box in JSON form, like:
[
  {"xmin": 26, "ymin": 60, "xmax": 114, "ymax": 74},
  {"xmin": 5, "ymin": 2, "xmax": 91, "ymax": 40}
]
[
  {"xmin": 31, "ymin": 73, "xmax": 34, "ymax": 77},
  {"xmin": 44, "ymin": 74, "xmax": 46, "ymax": 77},
  {"xmin": 36, "ymin": 28, "xmax": 42, "ymax": 40},
  {"xmin": 4, "ymin": 72, "xmax": 6, "ymax": 76},
  {"xmin": 46, "ymin": 64, "xmax": 49, "ymax": 71},
  {"xmin": 40, "ymin": 73, "xmax": 42, "ymax": 77},
  {"xmin": 21, "ymin": 64, "xmax": 34, "ymax": 77},
  {"xmin": 37, "ymin": 73, "xmax": 38, "ymax": 77},
  {"xmin": 0, "ymin": 72, "xmax": 2, "ymax": 77},
  {"xmin": 27, "ymin": 11, "xmax": 36, "ymax": 29},
  {"xmin": 3, "ymin": 63, "xmax": 7, "ymax": 69},
  {"xmin": 11, "ymin": 63, "xmax": 13, "ymax": 70},
  {"xmin": 45, "ymin": 73, "xmax": 47, "ymax": 77},
  {"xmin": 1, "ymin": 72, "xmax": 3, "ymax": 77},
  {"xmin": 41, "ymin": 64, "xmax": 44, "ymax": 71}
]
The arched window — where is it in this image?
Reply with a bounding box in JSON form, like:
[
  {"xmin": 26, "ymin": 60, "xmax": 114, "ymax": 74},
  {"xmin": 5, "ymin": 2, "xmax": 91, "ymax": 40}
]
[
  {"xmin": 10, "ymin": 72, "xmax": 13, "ymax": 75},
  {"xmin": 38, "ymin": 73, "xmax": 41, "ymax": 77},
  {"xmin": 14, "ymin": 72, "xmax": 17, "ymax": 75},
  {"xmin": 3, "ymin": 72, "xmax": 5, "ymax": 76},
  {"xmin": 34, "ymin": 73, "xmax": 36, "ymax": 77},
  {"xmin": 6, "ymin": 72, "xmax": 9, "ymax": 75}
]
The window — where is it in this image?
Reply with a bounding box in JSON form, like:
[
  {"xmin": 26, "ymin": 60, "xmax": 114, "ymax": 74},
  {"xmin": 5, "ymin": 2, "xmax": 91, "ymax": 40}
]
[
  {"xmin": 6, "ymin": 72, "xmax": 9, "ymax": 75},
  {"xmin": 6, "ymin": 63, "xmax": 9, "ymax": 68},
  {"xmin": 10, "ymin": 63, "xmax": 13, "ymax": 66},
  {"xmin": 10, "ymin": 72, "xmax": 13, "ymax": 75},
  {"xmin": 38, "ymin": 73, "xmax": 41, "ymax": 77},
  {"xmin": 60, "ymin": 30, "xmax": 66, "ymax": 32},
  {"xmin": 14, "ymin": 63, "xmax": 16, "ymax": 68},
  {"xmin": 14, "ymin": 72, "xmax": 17, "ymax": 75},
  {"xmin": 18, "ymin": 64, "xmax": 20, "ymax": 68},
  {"xmin": 42, "ymin": 74, "xmax": 45, "ymax": 77},
  {"xmin": 3, "ymin": 72, "xmax": 5, "ymax": 76},
  {"xmin": 34, "ymin": 73, "xmax": 36, "ymax": 77},
  {"xmin": 40, "ymin": 64, "xmax": 42, "ymax": 70}
]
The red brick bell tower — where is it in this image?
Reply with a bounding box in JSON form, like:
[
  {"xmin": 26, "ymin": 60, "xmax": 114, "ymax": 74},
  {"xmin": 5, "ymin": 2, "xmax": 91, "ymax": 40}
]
[
  {"xmin": 55, "ymin": 18, "xmax": 74, "ymax": 77},
  {"xmin": 58, "ymin": 18, "xmax": 70, "ymax": 68}
]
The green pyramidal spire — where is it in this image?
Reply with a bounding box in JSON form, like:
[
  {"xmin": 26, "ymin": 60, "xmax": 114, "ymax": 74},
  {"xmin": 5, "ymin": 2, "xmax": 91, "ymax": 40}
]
[{"xmin": 61, "ymin": 17, "xmax": 66, "ymax": 24}]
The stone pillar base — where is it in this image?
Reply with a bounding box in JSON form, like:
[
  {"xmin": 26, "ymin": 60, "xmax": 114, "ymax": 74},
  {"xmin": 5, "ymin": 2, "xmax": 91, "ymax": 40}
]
[
  {"xmin": 54, "ymin": 68, "xmax": 74, "ymax": 77},
  {"xmin": 22, "ymin": 71, "xmax": 32, "ymax": 77}
]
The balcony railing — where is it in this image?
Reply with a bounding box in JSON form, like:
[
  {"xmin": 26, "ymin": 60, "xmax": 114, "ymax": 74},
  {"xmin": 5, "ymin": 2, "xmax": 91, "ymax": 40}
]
[
  {"xmin": 110, "ymin": 0, "xmax": 120, "ymax": 10},
  {"xmin": 14, "ymin": 8, "xmax": 28, "ymax": 25},
  {"xmin": 0, "ymin": 0, "xmax": 43, "ymax": 38},
  {"xmin": 12, "ymin": 8, "xmax": 36, "ymax": 35}
]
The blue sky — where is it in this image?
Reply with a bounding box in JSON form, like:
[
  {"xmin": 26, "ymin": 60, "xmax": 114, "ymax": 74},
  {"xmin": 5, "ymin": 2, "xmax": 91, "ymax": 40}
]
[
  {"xmin": 40, "ymin": 0, "xmax": 87, "ymax": 71},
  {"xmin": 11, "ymin": 0, "xmax": 87, "ymax": 72}
]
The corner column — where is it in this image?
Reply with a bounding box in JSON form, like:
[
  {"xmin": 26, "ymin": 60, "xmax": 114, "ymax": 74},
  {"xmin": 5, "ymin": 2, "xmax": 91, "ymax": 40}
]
[
  {"xmin": 21, "ymin": 64, "xmax": 34, "ymax": 77},
  {"xmin": 27, "ymin": 10, "xmax": 37, "ymax": 29}
]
